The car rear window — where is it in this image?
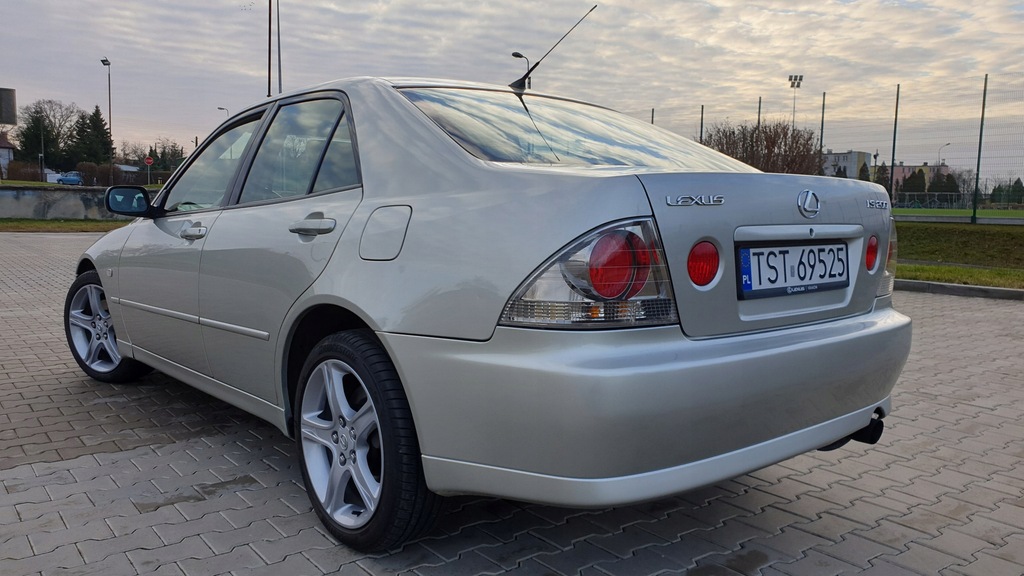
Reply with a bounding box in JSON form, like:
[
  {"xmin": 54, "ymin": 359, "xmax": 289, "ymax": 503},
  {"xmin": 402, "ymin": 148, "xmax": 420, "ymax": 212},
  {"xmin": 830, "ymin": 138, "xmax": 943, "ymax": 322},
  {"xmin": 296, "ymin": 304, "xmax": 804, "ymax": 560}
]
[{"xmin": 401, "ymin": 87, "xmax": 756, "ymax": 172}]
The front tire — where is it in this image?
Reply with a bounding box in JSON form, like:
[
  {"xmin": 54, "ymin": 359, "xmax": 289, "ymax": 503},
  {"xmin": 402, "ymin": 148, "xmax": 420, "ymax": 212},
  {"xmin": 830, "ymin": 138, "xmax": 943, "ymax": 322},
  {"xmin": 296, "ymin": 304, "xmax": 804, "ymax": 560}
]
[
  {"xmin": 64, "ymin": 270, "xmax": 151, "ymax": 383},
  {"xmin": 294, "ymin": 330, "xmax": 440, "ymax": 551}
]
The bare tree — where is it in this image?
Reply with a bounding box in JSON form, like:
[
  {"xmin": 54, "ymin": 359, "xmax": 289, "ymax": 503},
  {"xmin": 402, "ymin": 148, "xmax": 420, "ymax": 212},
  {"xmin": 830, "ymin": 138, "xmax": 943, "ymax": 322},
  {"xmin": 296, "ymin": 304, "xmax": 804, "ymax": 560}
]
[
  {"xmin": 949, "ymin": 168, "xmax": 976, "ymax": 206},
  {"xmin": 22, "ymin": 99, "xmax": 83, "ymax": 153},
  {"xmin": 118, "ymin": 140, "xmax": 149, "ymax": 164},
  {"xmin": 701, "ymin": 119, "xmax": 822, "ymax": 175}
]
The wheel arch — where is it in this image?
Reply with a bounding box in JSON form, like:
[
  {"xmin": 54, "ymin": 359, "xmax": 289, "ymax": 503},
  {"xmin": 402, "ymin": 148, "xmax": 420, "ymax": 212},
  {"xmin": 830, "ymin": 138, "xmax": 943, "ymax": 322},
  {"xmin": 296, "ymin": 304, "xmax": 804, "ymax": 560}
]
[
  {"xmin": 282, "ymin": 303, "xmax": 373, "ymax": 436},
  {"xmin": 76, "ymin": 258, "xmax": 97, "ymax": 276}
]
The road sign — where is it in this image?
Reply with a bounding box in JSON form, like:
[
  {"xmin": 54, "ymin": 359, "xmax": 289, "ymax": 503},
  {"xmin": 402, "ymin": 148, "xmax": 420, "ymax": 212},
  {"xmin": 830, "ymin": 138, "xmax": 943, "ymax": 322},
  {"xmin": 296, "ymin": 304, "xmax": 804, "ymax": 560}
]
[{"xmin": 144, "ymin": 156, "xmax": 154, "ymax": 166}]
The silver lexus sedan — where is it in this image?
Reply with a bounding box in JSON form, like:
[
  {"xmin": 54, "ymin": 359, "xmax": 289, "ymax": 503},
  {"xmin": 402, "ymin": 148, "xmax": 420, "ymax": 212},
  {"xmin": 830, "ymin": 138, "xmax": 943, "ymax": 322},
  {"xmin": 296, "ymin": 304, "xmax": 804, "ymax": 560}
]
[{"xmin": 65, "ymin": 77, "xmax": 911, "ymax": 551}]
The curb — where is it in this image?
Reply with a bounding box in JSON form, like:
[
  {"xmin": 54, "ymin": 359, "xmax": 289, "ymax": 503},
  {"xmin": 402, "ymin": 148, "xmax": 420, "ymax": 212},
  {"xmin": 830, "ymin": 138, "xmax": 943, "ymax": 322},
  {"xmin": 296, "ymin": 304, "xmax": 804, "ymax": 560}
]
[{"xmin": 896, "ymin": 279, "xmax": 1024, "ymax": 301}]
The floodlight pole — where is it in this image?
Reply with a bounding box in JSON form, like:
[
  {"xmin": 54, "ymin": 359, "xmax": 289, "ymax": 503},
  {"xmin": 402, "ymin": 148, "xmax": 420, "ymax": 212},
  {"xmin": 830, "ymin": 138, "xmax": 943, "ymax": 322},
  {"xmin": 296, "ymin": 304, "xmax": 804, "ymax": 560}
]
[{"xmin": 788, "ymin": 74, "xmax": 803, "ymax": 129}]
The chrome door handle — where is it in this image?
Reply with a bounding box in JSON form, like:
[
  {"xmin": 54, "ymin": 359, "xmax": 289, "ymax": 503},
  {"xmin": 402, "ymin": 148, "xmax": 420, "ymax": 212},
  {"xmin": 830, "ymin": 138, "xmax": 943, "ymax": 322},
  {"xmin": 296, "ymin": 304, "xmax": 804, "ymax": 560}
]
[
  {"xmin": 289, "ymin": 217, "xmax": 337, "ymax": 236},
  {"xmin": 179, "ymin": 224, "xmax": 208, "ymax": 240}
]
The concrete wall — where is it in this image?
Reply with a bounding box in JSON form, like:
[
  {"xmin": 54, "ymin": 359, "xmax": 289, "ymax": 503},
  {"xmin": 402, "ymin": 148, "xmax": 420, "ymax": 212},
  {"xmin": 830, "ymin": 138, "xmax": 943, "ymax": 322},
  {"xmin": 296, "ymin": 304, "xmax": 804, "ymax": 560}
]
[{"xmin": 0, "ymin": 187, "xmax": 126, "ymax": 220}]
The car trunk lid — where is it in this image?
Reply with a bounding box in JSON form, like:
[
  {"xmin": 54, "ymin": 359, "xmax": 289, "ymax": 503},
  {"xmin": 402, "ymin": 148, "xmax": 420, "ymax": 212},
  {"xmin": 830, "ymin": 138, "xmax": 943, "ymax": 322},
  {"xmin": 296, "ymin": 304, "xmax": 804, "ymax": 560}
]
[{"xmin": 638, "ymin": 172, "xmax": 894, "ymax": 338}]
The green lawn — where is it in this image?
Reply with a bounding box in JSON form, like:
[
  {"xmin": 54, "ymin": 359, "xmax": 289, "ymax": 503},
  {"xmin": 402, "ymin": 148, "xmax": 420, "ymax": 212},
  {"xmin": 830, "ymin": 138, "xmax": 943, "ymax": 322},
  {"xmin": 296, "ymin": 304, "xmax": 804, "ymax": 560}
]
[
  {"xmin": 895, "ymin": 222, "xmax": 1024, "ymax": 289},
  {"xmin": 0, "ymin": 219, "xmax": 128, "ymax": 232}
]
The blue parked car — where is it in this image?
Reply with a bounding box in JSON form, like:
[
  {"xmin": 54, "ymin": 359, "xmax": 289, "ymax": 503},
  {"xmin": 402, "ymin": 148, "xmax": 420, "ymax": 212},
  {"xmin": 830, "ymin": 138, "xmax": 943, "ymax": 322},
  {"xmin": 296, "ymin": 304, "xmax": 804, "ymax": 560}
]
[{"xmin": 57, "ymin": 171, "xmax": 85, "ymax": 185}]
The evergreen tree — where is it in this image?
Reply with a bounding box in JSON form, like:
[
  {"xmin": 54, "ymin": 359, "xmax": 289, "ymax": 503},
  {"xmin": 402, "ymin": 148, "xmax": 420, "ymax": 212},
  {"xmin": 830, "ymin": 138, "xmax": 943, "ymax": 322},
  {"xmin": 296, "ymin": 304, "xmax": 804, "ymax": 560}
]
[
  {"xmin": 928, "ymin": 173, "xmax": 961, "ymax": 205},
  {"xmin": 68, "ymin": 106, "xmax": 113, "ymax": 165},
  {"xmin": 858, "ymin": 162, "xmax": 871, "ymax": 182},
  {"xmin": 1011, "ymin": 177, "xmax": 1024, "ymax": 204},
  {"xmin": 991, "ymin": 183, "xmax": 1009, "ymax": 204},
  {"xmin": 873, "ymin": 161, "xmax": 891, "ymax": 195},
  {"xmin": 12, "ymin": 109, "xmax": 58, "ymax": 174},
  {"xmin": 902, "ymin": 169, "xmax": 928, "ymax": 205}
]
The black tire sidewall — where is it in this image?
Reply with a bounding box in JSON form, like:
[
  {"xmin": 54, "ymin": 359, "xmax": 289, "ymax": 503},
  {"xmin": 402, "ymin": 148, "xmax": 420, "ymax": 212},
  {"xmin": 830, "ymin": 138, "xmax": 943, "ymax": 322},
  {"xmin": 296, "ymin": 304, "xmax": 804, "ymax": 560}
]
[
  {"xmin": 293, "ymin": 330, "xmax": 430, "ymax": 552},
  {"xmin": 64, "ymin": 270, "xmax": 149, "ymax": 383}
]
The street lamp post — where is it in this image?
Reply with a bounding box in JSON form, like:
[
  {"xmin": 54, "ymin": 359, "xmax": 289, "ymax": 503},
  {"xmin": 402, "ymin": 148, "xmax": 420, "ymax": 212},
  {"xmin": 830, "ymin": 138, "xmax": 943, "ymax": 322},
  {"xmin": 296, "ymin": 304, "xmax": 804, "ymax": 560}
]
[
  {"xmin": 101, "ymin": 57, "xmax": 112, "ymax": 185},
  {"xmin": 788, "ymin": 74, "xmax": 803, "ymax": 129},
  {"xmin": 937, "ymin": 142, "xmax": 950, "ymax": 167},
  {"xmin": 217, "ymin": 106, "xmax": 230, "ymax": 117},
  {"xmin": 512, "ymin": 52, "xmax": 531, "ymax": 89},
  {"xmin": 936, "ymin": 142, "xmax": 951, "ymax": 206}
]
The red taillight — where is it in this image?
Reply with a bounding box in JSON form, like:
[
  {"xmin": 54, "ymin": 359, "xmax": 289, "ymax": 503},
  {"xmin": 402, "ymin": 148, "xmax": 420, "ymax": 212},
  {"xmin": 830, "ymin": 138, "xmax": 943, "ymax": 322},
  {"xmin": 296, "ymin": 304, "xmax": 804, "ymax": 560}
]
[
  {"xmin": 687, "ymin": 241, "xmax": 719, "ymax": 286},
  {"xmin": 501, "ymin": 219, "xmax": 678, "ymax": 328},
  {"xmin": 865, "ymin": 235, "xmax": 879, "ymax": 271},
  {"xmin": 589, "ymin": 231, "xmax": 650, "ymax": 299}
]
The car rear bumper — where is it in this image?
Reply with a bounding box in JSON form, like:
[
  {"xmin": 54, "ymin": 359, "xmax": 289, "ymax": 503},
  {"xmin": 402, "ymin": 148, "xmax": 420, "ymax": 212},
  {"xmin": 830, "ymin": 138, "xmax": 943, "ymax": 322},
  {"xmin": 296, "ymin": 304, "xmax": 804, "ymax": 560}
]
[
  {"xmin": 420, "ymin": 398, "xmax": 888, "ymax": 507},
  {"xmin": 380, "ymin": 301, "xmax": 911, "ymax": 506}
]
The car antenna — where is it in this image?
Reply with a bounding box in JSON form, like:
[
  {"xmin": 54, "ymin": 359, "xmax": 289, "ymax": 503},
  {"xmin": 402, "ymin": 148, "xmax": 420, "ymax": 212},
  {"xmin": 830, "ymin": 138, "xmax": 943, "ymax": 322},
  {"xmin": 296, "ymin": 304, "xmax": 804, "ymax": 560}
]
[{"xmin": 509, "ymin": 4, "xmax": 597, "ymax": 91}]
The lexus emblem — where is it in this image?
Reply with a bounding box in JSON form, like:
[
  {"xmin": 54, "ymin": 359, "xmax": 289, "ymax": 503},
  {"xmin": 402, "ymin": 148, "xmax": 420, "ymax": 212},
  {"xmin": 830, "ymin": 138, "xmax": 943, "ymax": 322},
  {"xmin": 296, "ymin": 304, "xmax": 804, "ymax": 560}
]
[{"xmin": 797, "ymin": 190, "xmax": 821, "ymax": 219}]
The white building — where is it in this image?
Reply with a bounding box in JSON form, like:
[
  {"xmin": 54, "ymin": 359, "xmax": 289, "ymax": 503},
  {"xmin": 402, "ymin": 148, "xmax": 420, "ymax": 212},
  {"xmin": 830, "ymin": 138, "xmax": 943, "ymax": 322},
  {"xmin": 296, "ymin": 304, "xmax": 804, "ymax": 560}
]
[
  {"xmin": 0, "ymin": 132, "xmax": 14, "ymax": 180},
  {"xmin": 822, "ymin": 149, "xmax": 874, "ymax": 179}
]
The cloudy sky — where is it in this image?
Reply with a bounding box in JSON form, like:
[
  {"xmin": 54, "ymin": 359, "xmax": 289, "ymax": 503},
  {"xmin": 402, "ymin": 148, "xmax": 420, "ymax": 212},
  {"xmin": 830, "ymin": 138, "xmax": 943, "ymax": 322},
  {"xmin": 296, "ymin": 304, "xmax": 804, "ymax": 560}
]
[{"xmin": 3, "ymin": 0, "xmax": 1022, "ymax": 175}]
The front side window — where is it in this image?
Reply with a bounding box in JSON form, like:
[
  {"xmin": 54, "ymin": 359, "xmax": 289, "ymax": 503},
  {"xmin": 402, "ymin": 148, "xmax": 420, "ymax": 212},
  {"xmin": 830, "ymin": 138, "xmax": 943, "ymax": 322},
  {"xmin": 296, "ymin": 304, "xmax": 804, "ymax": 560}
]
[
  {"xmin": 240, "ymin": 99, "xmax": 345, "ymax": 204},
  {"xmin": 163, "ymin": 118, "xmax": 260, "ymax": 212},
  {"xmin": 401, "ymin": 87, "xmax": 757, "ymax": 172}
]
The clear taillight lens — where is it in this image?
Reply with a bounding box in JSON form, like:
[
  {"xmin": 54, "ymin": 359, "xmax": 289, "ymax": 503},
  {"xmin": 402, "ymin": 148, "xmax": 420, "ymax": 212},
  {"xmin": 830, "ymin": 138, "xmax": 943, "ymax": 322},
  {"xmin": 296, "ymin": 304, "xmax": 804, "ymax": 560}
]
[
  {"xmin": 500, "ymin": 219, "xmax": 678, "ymax": 329},
  {"xmin": 878, "ymin": 219, "xmax": 897, "ymax": 297}
]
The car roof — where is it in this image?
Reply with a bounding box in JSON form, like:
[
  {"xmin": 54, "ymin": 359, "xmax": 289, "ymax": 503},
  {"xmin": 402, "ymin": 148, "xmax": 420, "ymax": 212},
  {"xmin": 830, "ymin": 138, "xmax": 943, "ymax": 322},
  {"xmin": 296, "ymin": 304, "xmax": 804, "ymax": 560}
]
[{"xmin": 239, "ymin": 76, "xmax": 603, "ymax": 115}]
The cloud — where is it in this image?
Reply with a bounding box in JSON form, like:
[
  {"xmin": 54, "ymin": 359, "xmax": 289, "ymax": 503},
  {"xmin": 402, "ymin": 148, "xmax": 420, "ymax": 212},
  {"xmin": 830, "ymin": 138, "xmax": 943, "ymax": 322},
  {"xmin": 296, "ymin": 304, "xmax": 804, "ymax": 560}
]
[{"xmin": 2, "ymin": 0, "xmax": 1021, "ymax": 178}]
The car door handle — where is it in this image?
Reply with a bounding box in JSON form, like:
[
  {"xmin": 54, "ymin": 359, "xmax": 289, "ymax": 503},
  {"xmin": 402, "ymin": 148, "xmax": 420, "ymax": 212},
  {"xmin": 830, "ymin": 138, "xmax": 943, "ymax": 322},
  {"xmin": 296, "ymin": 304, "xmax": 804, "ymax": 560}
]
[
  {"xmin": 179, "ymin": 223, "xmax": 208, "ymax": 240},
  {"xmin": 289, "ymin": 217, "xmax": 337, "ymax": 236}
]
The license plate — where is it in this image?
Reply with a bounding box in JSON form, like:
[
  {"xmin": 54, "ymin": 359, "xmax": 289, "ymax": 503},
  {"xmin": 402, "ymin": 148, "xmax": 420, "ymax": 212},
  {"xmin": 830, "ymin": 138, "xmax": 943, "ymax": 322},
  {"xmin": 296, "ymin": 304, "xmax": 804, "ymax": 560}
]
[{"xmin": 738, "ymin": 242, "xmax": 849, "ymax": 300}]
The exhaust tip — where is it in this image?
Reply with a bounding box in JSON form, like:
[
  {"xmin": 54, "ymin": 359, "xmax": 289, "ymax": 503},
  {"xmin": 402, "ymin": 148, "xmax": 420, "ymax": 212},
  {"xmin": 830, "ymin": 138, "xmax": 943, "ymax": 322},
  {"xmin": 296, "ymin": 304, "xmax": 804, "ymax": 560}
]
[
  {"xmin": 850, "ymin": 417, "xmax": 884, "ymax": 445},
  {"xmin": 818, "ymin": 417, "xmax": 884, "ymax": 451}
]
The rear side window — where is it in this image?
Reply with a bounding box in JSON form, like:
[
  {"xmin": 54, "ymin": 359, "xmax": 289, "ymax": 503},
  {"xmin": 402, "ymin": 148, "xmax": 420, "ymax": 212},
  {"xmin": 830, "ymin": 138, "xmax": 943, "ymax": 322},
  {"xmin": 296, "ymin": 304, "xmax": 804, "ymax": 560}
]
[
  {"xmin": 312, "ymin": 119, "xmax": 360, "ymax": 193},
  {"xmin": 240, "ymin": 99, "xmax": 345, "ymax": 204},
  {"xmin": 401, "ymin": 87, "xmax": 757, "ymax": 172}
]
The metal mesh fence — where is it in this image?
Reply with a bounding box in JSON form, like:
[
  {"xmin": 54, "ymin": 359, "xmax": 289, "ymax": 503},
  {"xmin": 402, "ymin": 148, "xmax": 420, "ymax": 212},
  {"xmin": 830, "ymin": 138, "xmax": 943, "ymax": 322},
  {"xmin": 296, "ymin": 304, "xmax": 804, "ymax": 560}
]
[{"xmin": 624, "ymin": 73, "xmax": 1024, "ymax": 212}]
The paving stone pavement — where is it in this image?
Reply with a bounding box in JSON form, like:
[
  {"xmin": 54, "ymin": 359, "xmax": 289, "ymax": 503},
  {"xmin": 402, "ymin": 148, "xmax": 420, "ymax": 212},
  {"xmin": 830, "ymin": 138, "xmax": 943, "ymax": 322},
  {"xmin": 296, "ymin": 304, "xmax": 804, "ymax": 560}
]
[{"xmin": 1, "ymin": 231, "xmax": 1023, "ymax": 576}]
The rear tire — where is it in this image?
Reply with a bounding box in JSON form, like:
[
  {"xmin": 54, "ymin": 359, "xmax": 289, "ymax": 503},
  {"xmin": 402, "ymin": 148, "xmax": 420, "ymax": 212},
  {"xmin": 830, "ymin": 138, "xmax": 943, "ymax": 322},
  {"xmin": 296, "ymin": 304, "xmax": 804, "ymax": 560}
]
[
  {"xmin": 64, "ymin": 270, "xmax": 152, "ymax": 383},
  {"xmin": 294, "ymin": 330, "xmax": 440, "ymax": 551}
]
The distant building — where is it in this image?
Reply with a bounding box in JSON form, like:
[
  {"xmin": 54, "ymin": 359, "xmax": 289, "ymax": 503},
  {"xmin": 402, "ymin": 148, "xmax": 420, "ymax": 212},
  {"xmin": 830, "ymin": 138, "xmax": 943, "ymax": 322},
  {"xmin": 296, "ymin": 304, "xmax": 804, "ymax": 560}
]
[
  {"xmin": 822, "ymin": 149, "xmax": 874, "ymax": 179},
  {"xmin": 0, "ymin": 131, "xmax": 14, "ymax": 179},
  {"xmin": 890, "ymin": 161, "xmax": 949, "ymax": 189},
  {"xmin": 821, "ymin": 149, "xmax": 951, "ymax": 191}
]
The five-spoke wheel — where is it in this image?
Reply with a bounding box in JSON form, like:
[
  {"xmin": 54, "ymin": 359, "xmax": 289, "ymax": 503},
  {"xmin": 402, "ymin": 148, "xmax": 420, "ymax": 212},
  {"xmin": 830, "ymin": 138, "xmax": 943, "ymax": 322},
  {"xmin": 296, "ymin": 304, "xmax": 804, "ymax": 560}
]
[
  {"xmin": 295, "ymin": 330, "xmax": 440, "ymax": 551},
  {"xmin": 64, "ymin": 270, "xmax": 150, "ymax": 383},
  {"xmin": 299, "ymin": 358, "xmax": 383, "ymax": 529}
]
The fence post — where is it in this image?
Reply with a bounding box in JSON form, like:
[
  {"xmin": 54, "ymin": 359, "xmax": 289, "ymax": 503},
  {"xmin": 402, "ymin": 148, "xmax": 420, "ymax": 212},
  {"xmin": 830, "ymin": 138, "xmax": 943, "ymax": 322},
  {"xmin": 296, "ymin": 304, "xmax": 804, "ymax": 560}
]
[
  {"xmin": 819, "ymin": 92, "xmax": 826, "ymax": 168},
  {"xmin": 972, "ymin": 74, "xmax": 988, "ymax": 224},
  {"xmin": 890, "ymin": 84, "xmax": 899, "ymax": 201}
]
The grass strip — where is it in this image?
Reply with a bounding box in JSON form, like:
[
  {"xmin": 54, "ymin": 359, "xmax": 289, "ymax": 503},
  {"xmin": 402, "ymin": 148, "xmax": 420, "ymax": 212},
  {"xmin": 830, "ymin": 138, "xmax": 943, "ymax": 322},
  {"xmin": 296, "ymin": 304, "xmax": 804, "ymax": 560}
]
[{"xmin": 0, "ymin": 218, "xmax": 128, "ymax": 233}]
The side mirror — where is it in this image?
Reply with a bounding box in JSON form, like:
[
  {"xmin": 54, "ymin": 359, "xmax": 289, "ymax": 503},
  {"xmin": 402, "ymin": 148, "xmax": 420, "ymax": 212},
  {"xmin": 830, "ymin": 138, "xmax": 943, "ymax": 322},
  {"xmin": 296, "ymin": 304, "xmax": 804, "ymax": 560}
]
[{"xmin": 105, "ymin": 186, "xmax": 155, "ymax": 218}]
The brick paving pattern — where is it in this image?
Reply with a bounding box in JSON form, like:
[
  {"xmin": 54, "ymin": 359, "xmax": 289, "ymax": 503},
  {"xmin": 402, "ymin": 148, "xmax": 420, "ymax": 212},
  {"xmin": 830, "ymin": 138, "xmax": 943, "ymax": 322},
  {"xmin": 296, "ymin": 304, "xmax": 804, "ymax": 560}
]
[{"xmin": 1, "ymin": 231, "xmax": 1022, "ymax": 576}]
